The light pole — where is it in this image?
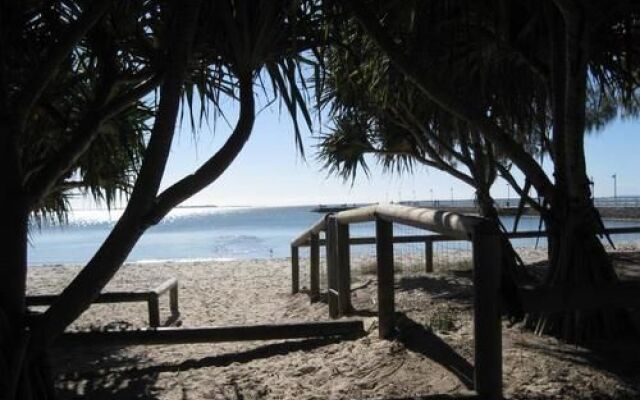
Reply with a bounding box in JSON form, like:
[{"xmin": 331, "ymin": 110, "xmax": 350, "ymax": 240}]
[
  {"xmin": 506, "ymin": 184, "xmax": 511, "ymax": 207},
  {"xmin": 430, "ymin": 188, "xmax": 434, "ymax": 205},
  {"xmin": 612, "ymin": 173, "xmax": 617, "ymax": 199}
]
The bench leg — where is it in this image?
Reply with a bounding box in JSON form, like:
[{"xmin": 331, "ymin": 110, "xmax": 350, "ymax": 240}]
[
  {"xmin": 170, "ymin": 285, "xmax": 179, "ymax": 316},
  {"xmin": 148, "ymin": 294, "xmax": 160, "ymax": 328}
]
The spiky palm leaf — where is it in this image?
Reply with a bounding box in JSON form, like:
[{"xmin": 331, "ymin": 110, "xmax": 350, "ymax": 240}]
[
  {"xmin": 181, "ymin": 0, "xmax": 324, "ymax": 156},
  {"xmin": 4, "ymin": 0, "xmax": 162, "ymax": 223}
]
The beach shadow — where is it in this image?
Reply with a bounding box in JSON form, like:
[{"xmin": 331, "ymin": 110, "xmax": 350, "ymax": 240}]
[
  {"xmin": 138, "ymin": 336, "xmax": 351, "ymax": 376},
  {"xmin": 515, "ymin": 334, "xmax": 640, "ymax": 395},
  {"xmin": 54, "ymin": 349, "xmax": 161, "ymax": 400},
  {"xmin": 396, "ymin": 313, "xmax": 475, "ymax": 390},
  {"xmin": 610, "ymin": 251, "xmax": 640, "ymax": 280},
  {"xmin": 55, "ymin": 335, "xmax": 349, "ymax": 391},
  {"xmin": 398, "ymin": 275, "xmax": 473, "ymax": 304}
]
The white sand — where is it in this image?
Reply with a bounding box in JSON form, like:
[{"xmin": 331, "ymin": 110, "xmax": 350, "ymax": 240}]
[{"xmin": 27, "ymin": 244, "xmax": 640, "ymax": 399}]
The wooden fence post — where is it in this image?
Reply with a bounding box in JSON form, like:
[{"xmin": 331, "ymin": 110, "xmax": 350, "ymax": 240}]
[
  {"xmin": 337, "ymin": 222, "xmax": 352, "ymax": 316},
  {"xmin": 425, "ymin": 238, "xmax": 434, "ymax": 273},
  {"xmin": 472, "ymin": 222, "xmax": 503, "ymax": 400},
  {"xmin": 291, "ymin": 245, "xmax": 300, "ymax": 294},
  {"xmin": 326, "ymin": 215, "xmax": 339, "ymax": 319},
  {"xmin": 375, "ymin": 218, "xmax": 395, "ymax": 339},
  {"xmin": 148, "ymin": 293, "xmax": 160, "ymax": 328},
  {"xmin": 310, "ymin": 233, "xmax": 320, "ymax": 302}
]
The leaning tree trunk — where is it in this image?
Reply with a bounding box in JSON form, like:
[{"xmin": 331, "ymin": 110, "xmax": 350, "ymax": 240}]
[
  {"xmin": 27, "ymin": 0, "xmax": 203, "ymax": 355},
  {"xmin": 475, "ymin": 188, "xmax": 528, "ymax": 320},
  {"xmin": 2, "ymin": 3, "xmax": 203, "ymax": 399}
]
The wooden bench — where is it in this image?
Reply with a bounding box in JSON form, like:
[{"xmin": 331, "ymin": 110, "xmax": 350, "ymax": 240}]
[{"xmin": 27, "ymin": 278, "xmax": 180, "ymax": 328}]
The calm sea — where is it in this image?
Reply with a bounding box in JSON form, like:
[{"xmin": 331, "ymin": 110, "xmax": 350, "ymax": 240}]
[{"xmin": 27, "ymin": 205, "xmax": 640, "ymax": 266}]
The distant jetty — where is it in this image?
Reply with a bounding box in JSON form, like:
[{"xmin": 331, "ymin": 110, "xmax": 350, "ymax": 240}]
[
  {"xmin": 311, "ymin": 201, "xmax": 640, "ymax": 219},
  {"xmin": 311, "ymin": 204, "xmax": 360, "ymax": 213}
]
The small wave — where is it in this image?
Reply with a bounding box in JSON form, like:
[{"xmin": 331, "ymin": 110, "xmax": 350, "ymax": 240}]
[{"xmin": 214, "ymin": 235, "xmax": 263, "ymax": 245}]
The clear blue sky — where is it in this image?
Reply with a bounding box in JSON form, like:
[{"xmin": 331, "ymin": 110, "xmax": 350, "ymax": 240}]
[
  {"xmin": 73, "ymin": 89, "xmax": 639, "ymax": 209},
  {"xmin": 152, "ymin": 94, "xmax": 639, "ymax": 207}
]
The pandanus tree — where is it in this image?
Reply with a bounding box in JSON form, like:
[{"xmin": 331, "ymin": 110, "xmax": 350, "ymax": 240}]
[
  {"xmin": 0, "ymin": 0, "xmax": 322, "ymax": 398},
  {"xmin": 336, "ymin": 0, "xmax": 640, "ymax": 341},
  {"xmin": 316, "ymin": 26, "xmax": 543, "ymax": 317},
  {"xmin": 318, "ymin": 20, "xmax": 548, "ymax": 225},
  {"xmin": 1, "ymin": 1, "xmax": 159, "ymax": 396}
]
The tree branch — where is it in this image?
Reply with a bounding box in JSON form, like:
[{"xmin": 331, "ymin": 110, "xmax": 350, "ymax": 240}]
[
  {"xmin": 387, "ymin": 105, "xmax": 475, "ymax": 186},
  {"xmin": 496, "ymin": 162, "xmax": 544, "ymax": 213},
  {"xmin": 393, "ymin": 103, "xmax": 470, "ymax": 165},
  {"xmin": 347, "ymin": 0, "xmax": 555, "ymax": 201},
  {"xmin": 144, "ymin": 74, "xmax": 255, "ymax": 224}
]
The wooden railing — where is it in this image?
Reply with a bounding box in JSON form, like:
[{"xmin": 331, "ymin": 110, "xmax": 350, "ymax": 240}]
[
  {"xmin": 291, "ymin": 204, "xmax": 503, "ymax": 399},
  {"xmin": 290, "ymin": 204, "xmax": 640, "ymax": 400},
  {"xmin": 57, "ymin": 320, "xmax": 365, "ymax": 347}
]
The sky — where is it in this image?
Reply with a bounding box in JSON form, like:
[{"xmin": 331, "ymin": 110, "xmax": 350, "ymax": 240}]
[
  {"xmin": 72, "ymin": 90, "xmax": 640, "ymax": 209},
  {"xmin": 156, "ymin": 98, "xmax": 639, "ymax": 207}
]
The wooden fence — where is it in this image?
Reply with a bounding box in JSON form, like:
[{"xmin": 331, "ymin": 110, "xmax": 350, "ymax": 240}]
[
  {"xmin": 27, "ymin": 277, "xmax": 180, "ymax": 328},
  {"xmin": 57, "ymin": 320, "xmax": 365, "ymax": 347},
  {"xmin": 290, "ymin": 204, "xmax": 640, "ymax": 400},
  {"xmin": 34, "ymin": 281, "xmax": 365, "ymax": 348},
  {"xmin": 291, "ymin": 204, "xmax": 503, "ymax": 399}
]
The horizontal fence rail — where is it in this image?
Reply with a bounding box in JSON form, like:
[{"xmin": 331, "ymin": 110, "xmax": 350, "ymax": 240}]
[
  {"xmin": 293, "ymin": 226, "xmax": 640, "ymax": 247},
  {"xmin": 56, "ymin": 320, "xmax": 365, "ymax": 347},
  {"xmin": 292, "ymin": 225, "xmax": 640, "ymax": 280}
]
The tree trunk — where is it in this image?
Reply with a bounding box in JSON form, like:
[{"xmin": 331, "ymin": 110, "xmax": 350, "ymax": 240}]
[
  {"xmin": 1, "ymin": 10, "xmax": 37, "ymax": 391},
  {"xmin": 0, "ymin": 193, "xmax": 30, "ymax": 399},
  {"xmin": 0, "ymin": 3, "xmax": 202, "ymax": 399},
  {"xmin": 27, "ymin": 0, "xmax": 203, "ymax": 356},
  {"xmin": 350, "ymin": 0, "xmax": 634, "ymax": 341},
  {"xmin": 475, "ymin": 188, "xmax": 527, "ymax": 320},
  {"xmin": 0, "ymin": 136, "xmax": 54, "ymax": 399},
  {"xmin": 526, "ymin": 3, "xmax": 630, "ymax": 342}
]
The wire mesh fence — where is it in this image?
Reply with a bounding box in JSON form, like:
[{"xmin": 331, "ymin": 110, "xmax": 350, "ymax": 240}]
[{"xmin": 293, "ymin": 220, "xmax": 640, "ymax": 295}]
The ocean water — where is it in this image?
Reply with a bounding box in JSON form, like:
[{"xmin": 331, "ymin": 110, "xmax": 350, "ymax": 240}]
[{"xmin": 27, "ymin": 205, "xmax": 640, "ymax": 266}]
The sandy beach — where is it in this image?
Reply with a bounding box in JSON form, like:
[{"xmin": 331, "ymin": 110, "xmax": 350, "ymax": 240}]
[{"xmin": 27, "ymin": 244, "xmax": 640, "ymax": 400}]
